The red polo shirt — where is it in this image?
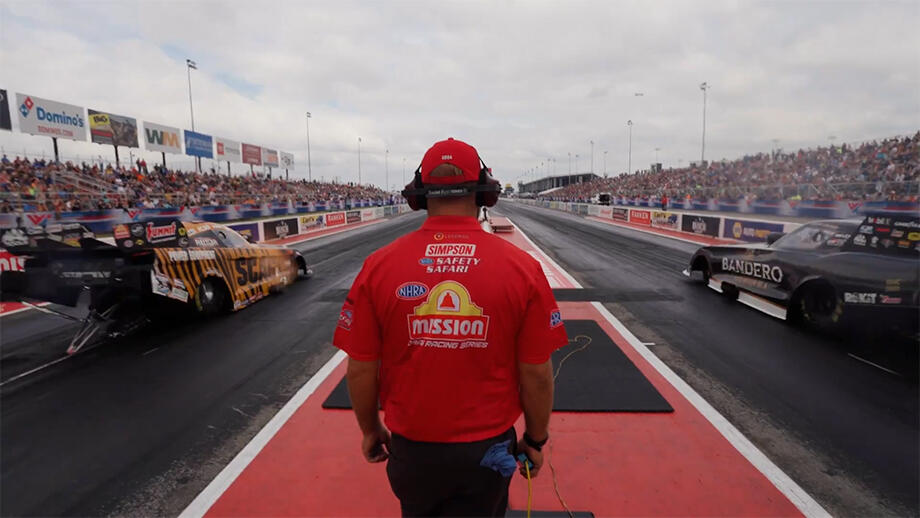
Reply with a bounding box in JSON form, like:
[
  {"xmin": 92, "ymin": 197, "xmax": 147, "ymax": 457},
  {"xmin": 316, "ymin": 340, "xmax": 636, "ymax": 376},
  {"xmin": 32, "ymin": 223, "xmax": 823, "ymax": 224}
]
[{"xmin": 333, "ymin": 215, "xmax": 568, "ymax": 443}]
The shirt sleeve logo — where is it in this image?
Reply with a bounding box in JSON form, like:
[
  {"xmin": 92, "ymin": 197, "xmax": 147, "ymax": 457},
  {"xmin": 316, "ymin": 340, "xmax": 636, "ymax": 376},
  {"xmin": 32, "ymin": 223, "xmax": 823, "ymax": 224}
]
[
  {"xmin": 338, "ymin": 307, "xmax": 354, "ymax": 330},
  {"xmin": 407, "ymin": 281, "xmax": 490, "ymax": 348},
  {"xmin": 396, "ymin": 282, "xmax": 429, "ymax": 300},
  {"xmin": 550, "ymin": 309, "xmax": 563, "ymax": 328}
]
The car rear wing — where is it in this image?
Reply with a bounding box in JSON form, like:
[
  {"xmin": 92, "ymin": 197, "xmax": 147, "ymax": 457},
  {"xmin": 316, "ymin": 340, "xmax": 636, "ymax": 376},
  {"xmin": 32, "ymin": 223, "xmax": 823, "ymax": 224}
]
[{"xmin": 0, "ymin": 223, "xmax": 110, "ymax": 254}]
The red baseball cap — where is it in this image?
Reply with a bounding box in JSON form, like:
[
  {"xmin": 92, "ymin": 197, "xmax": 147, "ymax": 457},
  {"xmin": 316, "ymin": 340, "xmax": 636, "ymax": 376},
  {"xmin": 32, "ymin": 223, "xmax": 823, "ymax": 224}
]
[{"xmin": 420, "ymin": 138, "xmax": 481, "ymax": 185}]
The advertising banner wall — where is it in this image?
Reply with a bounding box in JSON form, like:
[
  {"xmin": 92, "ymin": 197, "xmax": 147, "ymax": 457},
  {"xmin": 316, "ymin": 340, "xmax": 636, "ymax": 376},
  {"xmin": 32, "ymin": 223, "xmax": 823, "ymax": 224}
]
[
  {"xmin": 361, "ymin": 208, "xmax": 376, "ymax": 221},
  {"xmin": 215, "ymin": 137, "xmax": 241, "ymax": 163},
  {"xmin": 611, "ymin": 208, "xmax": 629, "ymax": 221},
  {"xmin": 630, "ymin": 209, "xmax": 651, "ymax": 225},
  {"xmin": 0, "ymin": 89, "xmax": 11, "ymax": 131},
  {"xmin": 143, "ymin": 121, "xmax": 183, "ymax": 154},
  {"xmin": 184, "ymin": 130, "xmax": 213, "ymax": 158},
  {"xmin": 651, "ymin": 210, "xmax": 680, "ymax": 230},
  {"xmin": 326, "ymin": 212, "xmax": 346, "ymax": 226},
  {"xmin": 88, "ymin": 109, "xmax": 139, "ymax": 147},
  {"xmin": 681, "ymin": 214, "xmax": 721, "ymax": 237},
  {"xmin": 262, "ymin": 148, "xmax": 279, "ymax": 168},
  {"xmin": 299, "ymin": 214, "xmax": 325, "ymax": 233},
  {"xmin": 280, "ymin": 152, "xmax": 294, "ymax": 169},
  {"xmin": 346, "ymin": 210, "xmax": 361, "ymax": 224},
  {"xmin": 262, "ymin": 217, "xmax": 297, "ymax": 240},
  {"xmin": 228, "ymin": 222, "xmax": 261, "ymax": 243},
  {"xmin": 242, "ymin": 143, "xmax": 262, "ymax": 165},
  {"xmin": 723, "ymin": 218, "xmax": 785, "ymax": 242},
  {"xmin": 16, "ymin": 93, "xmax": 86, "ymax": 141}
]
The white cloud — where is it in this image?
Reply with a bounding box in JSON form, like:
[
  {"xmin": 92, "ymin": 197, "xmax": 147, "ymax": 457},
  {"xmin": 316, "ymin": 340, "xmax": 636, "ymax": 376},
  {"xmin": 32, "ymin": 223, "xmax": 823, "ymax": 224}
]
[{"xmin": 0, "ymin": 0, "xmax": 917, "ymax": 189}]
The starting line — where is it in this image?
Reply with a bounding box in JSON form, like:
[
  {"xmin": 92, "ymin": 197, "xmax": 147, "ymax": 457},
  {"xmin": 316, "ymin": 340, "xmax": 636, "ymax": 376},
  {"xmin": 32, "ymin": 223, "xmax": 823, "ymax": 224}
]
[{"xmin": 180, "ymin": 217, "xmax": 827, "ymax": 517}]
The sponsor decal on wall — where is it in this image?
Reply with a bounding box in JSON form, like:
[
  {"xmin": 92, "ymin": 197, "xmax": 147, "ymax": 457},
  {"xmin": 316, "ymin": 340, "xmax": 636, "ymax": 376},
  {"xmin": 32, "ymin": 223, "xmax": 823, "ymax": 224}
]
[
  {"xmin": 262, "ymin": 217, "xmax": 298, "ymax": 240},
  {"xmin": 88, "ymin": 109, "xmax": 139, "ymax": 147},
  {"xmin": 228, "ymin": 222, "xmax": 261, "ymax": 243},
  {"xmin": 326, "ymin": 212, "xmax": 346, "ymax": 226},
  {"xmin": 242, "ymin": 143, "xmax": 262, "ymax": 165},
  {"xmin": 0, "ymin": 89, "xmax": 11, "ymax": 131},
  {"xmin": 184, "ymin": 130, "xmax": 213, "ymax": 158},
  {"xmin": 723, "ymin": 218, "xmax": 785, "ymax": 242},
  {"xmin": 143, "ymin": 121, "xmax": 183, "ymax": 154},
  {"xmin": 215, "ymin": 137, "xmax": 242, "ymax": 163},
  {"xmin": 681, "ymin": 214, "xmax": 720, "ymax": 237},
  {"xmin": 651, "ymin": 211, "xmax": 679, "ymax": 230},
  {"xmin": 346, "ymin": 210, "xmax": 361, "ymax": 224},
  {"xmin": 611, "ymin": 207, "xmax": 629, "ymax": 221},
  {"xmin": 16, "ymin": 93, "xmax": 87, "ymax": 141},
  {"xmin": 629, "ymin": 209, "xmax": 651, "ymax": 225},
  {"xmin": 299, "ymin": 214, "xmax": 325, "ymax": 232}
]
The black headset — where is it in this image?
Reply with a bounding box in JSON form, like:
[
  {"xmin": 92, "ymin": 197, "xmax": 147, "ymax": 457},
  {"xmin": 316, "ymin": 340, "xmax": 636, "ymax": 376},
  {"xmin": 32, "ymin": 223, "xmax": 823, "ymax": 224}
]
[{"xmin": 401, "ymin": 158, "xmax": 501, "ymax": 210}]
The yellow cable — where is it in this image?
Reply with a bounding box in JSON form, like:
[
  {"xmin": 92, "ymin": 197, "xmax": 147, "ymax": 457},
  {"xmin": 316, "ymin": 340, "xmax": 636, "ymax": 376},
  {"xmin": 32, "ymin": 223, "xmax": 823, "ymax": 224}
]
[{"xmin": 525, "ymin": 461, "xmax": 532, "ymax": 518}]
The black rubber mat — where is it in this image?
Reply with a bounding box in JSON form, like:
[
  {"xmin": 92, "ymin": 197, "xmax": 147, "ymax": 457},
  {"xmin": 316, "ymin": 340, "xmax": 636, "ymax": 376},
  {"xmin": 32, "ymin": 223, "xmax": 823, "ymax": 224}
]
[{"xmin": 322, "ymin": 320, "xmax": 672, "ymax": 413}]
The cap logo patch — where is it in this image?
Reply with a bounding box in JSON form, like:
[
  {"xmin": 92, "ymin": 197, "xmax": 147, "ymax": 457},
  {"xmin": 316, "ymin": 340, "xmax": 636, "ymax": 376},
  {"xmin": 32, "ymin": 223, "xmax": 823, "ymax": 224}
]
[{"xmin": 441, "ymin": 155, "xmax": 453, "ymax": 160}]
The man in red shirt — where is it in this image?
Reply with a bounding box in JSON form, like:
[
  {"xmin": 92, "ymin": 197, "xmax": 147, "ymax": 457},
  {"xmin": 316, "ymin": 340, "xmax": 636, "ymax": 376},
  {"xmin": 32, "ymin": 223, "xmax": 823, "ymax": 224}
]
[{"xmin": 333, "ymin": 138, "xmax": 567, "ymax": 516}]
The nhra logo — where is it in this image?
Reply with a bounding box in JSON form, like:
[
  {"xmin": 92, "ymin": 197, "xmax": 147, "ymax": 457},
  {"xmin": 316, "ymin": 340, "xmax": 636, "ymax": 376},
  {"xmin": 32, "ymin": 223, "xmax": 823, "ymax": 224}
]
[
  {"xmin": 396, "ymin": 282, "xmax": 428, "ymax": 300},
  {"xmin": 407, "ymin": 281, "xmax": 490, "ymax": 346},
  {"xmin": 147, "ymin": 221, "xmax": 176, "ymax": 242}
]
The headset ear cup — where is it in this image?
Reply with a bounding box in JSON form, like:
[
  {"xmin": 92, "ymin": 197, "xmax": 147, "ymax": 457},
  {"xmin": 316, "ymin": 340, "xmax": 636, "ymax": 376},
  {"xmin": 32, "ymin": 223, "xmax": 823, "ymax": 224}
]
[
  {"xmin": 400, "ymin": 168, "xmax": 426, "ymax": 211},
  {"xmin": 476, "ymin": 167, "xmax": 500, "ymax": 207}
]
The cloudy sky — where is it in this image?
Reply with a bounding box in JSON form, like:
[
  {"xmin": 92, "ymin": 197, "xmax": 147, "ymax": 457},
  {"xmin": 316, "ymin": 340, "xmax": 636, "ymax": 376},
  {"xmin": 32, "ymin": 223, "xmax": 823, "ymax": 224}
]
[{"xmin": 0, "ymin": 0, "xmax": 917, "ymax": 189}]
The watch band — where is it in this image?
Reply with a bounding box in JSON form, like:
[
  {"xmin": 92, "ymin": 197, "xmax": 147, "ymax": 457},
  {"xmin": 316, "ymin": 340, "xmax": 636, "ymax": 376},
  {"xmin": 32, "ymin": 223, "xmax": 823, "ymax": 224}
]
[{"xmin": 523, "ymin": 432, "xmax": 548, "ymax": 451}]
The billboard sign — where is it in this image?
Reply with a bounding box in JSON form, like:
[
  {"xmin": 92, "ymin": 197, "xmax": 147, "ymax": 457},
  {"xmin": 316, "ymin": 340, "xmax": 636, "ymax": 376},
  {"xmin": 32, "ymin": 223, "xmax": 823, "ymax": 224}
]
[
  {"xmin": 629, "ymin": 209, "xmax": 651, "ymax": 225},
  {"xmin": 723, "ymin": 218, "xmax": 785, "ymax": 242},
  {"xmin": 184, "ymin": 130, "xmax": 213, "ymax": 158},
  {"xmin": 242, "ymin": 143, "xmax": 262, "ymax": 165},
  {"xmin": 88, "ymin": 109, "xmax": 139, "ymax": 147},
  {"xmin": 280, "ymin": 151, "xmax": 294, "ymax": 169},
  {"xmin": 650, "ymin": 210, "xmax": 679, "ymax": 230},
  {"xmin": 215, "ymin": 137, "xmax": 241, "ymax": 163},
  {"xmin": 681, "ymin": 214, "xmax": 720, "ymax": 237},
  {"xmin": 0, "ymin": 89, "xmax": 10, "ymax": 131},
  {"xmin": 262, "ymin": 148, "xmax": 279, "ymax": 168},
  {"xmin": 143, "ymin": 121, "xmax": 183, "ymax": 154},
  {"xmin": 15, "ymin": 93, "xmax": 87, "ymax": 141}
]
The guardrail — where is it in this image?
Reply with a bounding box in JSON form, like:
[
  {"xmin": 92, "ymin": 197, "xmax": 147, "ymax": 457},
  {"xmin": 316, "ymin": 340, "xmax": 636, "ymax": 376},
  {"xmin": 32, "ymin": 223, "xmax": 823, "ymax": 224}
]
[{"xmin": 516, "ymin": 199, "xmax": 803, "ymax": 243}]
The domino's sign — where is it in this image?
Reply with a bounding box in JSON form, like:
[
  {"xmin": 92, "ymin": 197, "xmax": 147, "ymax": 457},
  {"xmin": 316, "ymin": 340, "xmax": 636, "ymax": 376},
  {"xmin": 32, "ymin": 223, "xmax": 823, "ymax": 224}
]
[
  {"xmin": 184, "ymin": 130, "xmax": 213, "ymax": 158},
  {"xmin": 16, "ymin": 92, "xmax": 87, "ymax": 141}
]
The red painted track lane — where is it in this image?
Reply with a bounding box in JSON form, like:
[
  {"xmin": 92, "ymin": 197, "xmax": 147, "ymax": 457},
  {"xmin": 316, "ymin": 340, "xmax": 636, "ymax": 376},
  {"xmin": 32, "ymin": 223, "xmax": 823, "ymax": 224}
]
[{"xmin": 200, "ymin": 222, "xmax": 804, "ymax": 517}]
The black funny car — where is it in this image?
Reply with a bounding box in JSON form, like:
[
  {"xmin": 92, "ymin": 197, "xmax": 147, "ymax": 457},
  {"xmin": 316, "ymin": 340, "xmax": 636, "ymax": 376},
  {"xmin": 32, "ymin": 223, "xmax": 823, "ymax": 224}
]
[{"xmin": 684, "ymin": 213, "xmax": 919, "ymax": 332}]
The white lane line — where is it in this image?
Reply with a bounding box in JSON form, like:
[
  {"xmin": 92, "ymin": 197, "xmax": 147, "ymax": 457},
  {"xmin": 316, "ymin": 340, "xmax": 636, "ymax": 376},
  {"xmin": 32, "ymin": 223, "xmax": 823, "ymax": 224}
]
[
  {"xmin": 178, "ymin": 349, "xmax": 347, "ymax": 518},
  {"xmin": 510, "ymin": 216, "xmax": 830, "ymax": 518},
  {"xmin": 0, "ymin": 302, "xmax": 51, "ymax": 319},
  {"xmin": 0, "ymin": 355, "xmax": 73, "ymax": 388},
  {"xmin": 847, "ymin": 353, "xmax": 901, "ymax": 376}
]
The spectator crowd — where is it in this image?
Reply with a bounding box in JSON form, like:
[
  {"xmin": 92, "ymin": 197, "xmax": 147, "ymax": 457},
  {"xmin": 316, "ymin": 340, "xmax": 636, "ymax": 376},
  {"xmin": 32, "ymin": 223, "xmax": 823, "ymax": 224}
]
[
  {"xmin": 545, "ymin": 132, "xmax": 920, "ymax": 204},
  {"xmin": 0, "ymin": 156, "xmax": 389, "ymax": 214}
]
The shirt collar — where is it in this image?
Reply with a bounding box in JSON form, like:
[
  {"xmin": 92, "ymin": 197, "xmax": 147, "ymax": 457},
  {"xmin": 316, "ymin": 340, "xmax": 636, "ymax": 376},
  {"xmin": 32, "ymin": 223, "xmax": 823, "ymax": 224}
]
[{"xmin": 420, "ymin": 215, "xmax": 483, "ymax": 231}]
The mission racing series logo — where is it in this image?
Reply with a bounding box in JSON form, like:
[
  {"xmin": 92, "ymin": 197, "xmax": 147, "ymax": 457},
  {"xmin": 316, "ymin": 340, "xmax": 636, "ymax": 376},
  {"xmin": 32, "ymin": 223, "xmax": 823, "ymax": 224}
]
[{"xmin": 407, "ymin": 281, "xmax": 490, "ymax": 349}]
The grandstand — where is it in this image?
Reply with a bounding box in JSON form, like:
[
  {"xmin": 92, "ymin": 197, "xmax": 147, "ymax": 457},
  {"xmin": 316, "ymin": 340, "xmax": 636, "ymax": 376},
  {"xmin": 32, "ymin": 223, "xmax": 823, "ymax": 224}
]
[
  {"xmin": 544, "ymin": 132, "xmax": 920, "ymax": 204},
  {"xmin": 0, "ymin": 155, "xmax": 388, "ymax": 214}
]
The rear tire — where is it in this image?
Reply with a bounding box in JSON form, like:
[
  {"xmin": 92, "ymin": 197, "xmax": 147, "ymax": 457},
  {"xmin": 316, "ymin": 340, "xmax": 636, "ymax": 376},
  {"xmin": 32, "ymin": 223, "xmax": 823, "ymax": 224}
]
[
  {"xmin": 791, "ymin": 282, "xmax": 838, "ymax": 329},
  {"xmin": 194, "ymin": 278, "xmax": 227, "ymax": 316}
]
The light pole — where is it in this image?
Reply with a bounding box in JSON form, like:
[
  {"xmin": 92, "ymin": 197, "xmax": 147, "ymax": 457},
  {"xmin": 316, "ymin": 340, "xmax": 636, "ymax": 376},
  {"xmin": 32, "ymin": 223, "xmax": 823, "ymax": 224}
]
[
  {"xmin": 567, "ymin": 152, "xmax": 571, "ymax": 174},
  {"xmin": 385, "ymin": 148, "xmax": 389, "ymax": 192},
  {"xmin": 627, "ymin": 120, "xmax": 633, "ymax": 174},
  {"xmin": 603, "ymin": 150, "xmax": 608, "ymax": 176},
  {"xmin": 700, "ymin": 81, "xmax": 709, "ymax": 164},
  {"xmin": 654, "ymin": 147, "xmax": 660, "ymax": 164},
  {"xmin": 590, "ymin": 140, "xmax": 594, "ymax": 174},
  {"xmin": 575, "ymin": 154, "xmax": 579, "ymax": 173},
  {"xmin": 305, "ymin": 112, "xmax": 313, "ymax": 181},
  {"xmin": 186, "ymin": 58, "xmax": 199, "ymax": 171},
  {"xmin": 403, "ymin": 157, "xmax": 406, "ymax": 185},
  {"xmin": 357, "ymin": 137, "xmax": 362, "ymax": 184}
]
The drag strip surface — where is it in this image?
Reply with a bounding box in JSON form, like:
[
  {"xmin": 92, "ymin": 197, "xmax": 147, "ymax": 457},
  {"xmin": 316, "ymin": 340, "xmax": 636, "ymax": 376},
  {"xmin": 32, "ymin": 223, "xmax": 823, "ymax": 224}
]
[
  {"xmin": 0, "ymin": 212, "xmax": 424, "ymax": 517},
  {"xmin": 496, "ymin": 201, "xmax": 918, "ymax": 517}
]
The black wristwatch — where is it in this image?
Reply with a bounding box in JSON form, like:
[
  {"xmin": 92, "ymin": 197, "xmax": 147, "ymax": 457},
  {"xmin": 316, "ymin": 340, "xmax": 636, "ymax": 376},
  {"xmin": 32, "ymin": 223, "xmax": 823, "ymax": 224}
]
[{"xmin": 523, "ymin": 432, "xmax": 548, "ymax": 452}]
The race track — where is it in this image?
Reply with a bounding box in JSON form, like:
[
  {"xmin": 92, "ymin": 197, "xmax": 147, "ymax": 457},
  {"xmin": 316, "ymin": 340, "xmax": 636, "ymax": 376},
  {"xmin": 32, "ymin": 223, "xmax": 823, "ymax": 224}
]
[
  {"xmin": 494, "ymin": 201, "xmax": 918, "ymax": 517},
  {"xmin": 0, "ymin": 212, "xmax": 425, "ymax": 517},
  {"xmin": 1, "ymin": 202, "xmax": 917, "ymax": 517}
]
